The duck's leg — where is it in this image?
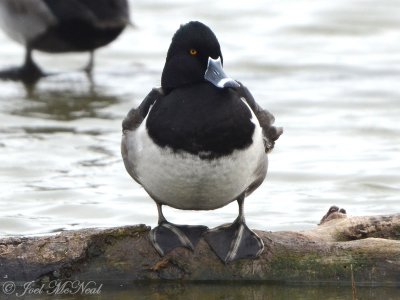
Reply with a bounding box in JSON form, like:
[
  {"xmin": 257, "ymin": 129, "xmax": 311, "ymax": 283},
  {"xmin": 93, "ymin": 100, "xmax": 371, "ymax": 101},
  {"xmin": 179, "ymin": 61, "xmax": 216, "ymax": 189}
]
[
  {"xmin": 204, "ymin": 194, "xmax": 264, "ymax": 263},
  {"xmin": 0, "ymin": 47, "xmax": 43, "ymax": 84},
  {"xmin": 84, "ymin": 50, "xmax": 95, "ymax": 74},
  {"xmin": 149, "ymin": 203, "xmax": 208, "ymax": 256}
]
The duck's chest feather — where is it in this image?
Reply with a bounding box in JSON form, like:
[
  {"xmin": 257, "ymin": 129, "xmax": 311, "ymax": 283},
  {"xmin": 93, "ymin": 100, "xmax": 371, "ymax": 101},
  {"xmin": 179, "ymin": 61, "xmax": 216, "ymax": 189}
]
[{"xmin": 146, "ymin": 83, "xmax": 255, "ymax": 159}]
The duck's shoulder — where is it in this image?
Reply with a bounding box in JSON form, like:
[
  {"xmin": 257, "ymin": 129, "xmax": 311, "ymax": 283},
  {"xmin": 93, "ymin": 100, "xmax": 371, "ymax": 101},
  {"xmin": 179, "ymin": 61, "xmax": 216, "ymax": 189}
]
[
  {"xmin": 122, "ymin": 87, "xmax": 164, "ymax": 132},
  {"xmin": 235, "ymin": 81, "xmax": 283, "ymax": 152}
]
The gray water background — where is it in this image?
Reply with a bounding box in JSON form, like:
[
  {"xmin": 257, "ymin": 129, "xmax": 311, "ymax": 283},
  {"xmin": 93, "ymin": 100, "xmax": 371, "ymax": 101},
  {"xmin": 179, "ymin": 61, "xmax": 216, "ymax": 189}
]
[
  {"xmin": 1, "ymin": 0, "xmax": 399, "ymax": 236},
  {"xmin": 0, "ymin": 0, "xmax": 399, "ymax": 297}
]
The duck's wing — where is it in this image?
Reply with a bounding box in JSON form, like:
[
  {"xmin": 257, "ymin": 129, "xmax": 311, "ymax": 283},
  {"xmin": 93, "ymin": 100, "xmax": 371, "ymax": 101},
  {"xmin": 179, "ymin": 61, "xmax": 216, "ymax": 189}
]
[
  {"xmin": 0, "ymin": 0, "xmax": 57, "ymax": 45},
  {"xmin": 43, "ymin": 0, "xmax": 130, "ymax": 28},
  {"xmin": 121, "ymin": 88, "xmax": 164, "ymax": 184},
  {"xmin": 236, "ymin": 82, "xmax": 283, "ymax": 153}
]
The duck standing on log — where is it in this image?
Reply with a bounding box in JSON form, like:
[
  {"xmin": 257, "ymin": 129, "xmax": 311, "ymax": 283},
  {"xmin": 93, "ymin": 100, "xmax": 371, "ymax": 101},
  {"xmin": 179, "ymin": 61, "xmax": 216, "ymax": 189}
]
[
  {"xmin": 0, "ymin": 0, "xmax": 130, "ymax": 83},
  {"xmin": 122, "ymin": 21, "xmax": 283, "ymax": 263}
]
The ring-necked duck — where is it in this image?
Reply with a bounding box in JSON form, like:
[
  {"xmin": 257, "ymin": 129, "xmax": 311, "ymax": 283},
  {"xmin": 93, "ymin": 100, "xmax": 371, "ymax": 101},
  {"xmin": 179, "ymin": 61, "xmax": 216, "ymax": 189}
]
[{"xmin": 122, "ymin": 21, "xmax": 282, "ymax": 263}]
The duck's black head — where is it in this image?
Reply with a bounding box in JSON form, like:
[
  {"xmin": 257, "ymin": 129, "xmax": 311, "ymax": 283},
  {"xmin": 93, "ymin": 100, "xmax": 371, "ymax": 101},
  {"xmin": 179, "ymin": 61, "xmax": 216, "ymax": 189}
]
[{"xmin": 161, "ymin": 21, "xmax": 238, "ymax": 90}]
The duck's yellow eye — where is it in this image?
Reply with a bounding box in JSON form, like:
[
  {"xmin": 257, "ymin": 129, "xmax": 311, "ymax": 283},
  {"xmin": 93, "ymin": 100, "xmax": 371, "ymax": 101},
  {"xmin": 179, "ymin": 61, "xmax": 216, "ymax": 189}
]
[{"xmin": 189, "ymin": 49, "xmax": 198, "ymax": 56}]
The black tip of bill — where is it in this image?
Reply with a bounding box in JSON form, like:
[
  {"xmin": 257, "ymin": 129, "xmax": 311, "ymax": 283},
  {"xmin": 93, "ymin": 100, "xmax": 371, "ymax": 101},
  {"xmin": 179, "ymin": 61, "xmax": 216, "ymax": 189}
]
[{"xmin": 204, "ymin": 57, "xmax": 240, "ymax": 89}]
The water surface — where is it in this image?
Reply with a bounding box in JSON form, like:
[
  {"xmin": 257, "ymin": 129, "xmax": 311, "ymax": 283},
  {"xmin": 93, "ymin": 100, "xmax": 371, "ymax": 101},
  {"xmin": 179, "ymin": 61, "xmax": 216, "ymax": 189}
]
[{"xmin": 0, "ymin": 0, "xmax": 398, "ymax": 241}]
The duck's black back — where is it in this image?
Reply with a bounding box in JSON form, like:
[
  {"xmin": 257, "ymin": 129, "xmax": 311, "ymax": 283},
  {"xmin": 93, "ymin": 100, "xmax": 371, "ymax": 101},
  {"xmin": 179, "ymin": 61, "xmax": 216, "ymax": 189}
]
[
  {"xmin": 32, "ymin": 0, "xmax": 129, "ymax": 52},
  {"xmin": 146, "ymin": 83, "xmax": 255, "ymax": 159},
  {"xmin": 43, "ymin": 0, "xmax": 129, "ymax": 23}
]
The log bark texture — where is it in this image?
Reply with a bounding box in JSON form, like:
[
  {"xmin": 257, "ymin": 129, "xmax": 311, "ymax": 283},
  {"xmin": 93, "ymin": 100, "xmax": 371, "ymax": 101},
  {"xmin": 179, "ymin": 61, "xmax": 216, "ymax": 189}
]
[{"xmin": 1, "ymin": 213, "xmax": 399, "ymax": 285}]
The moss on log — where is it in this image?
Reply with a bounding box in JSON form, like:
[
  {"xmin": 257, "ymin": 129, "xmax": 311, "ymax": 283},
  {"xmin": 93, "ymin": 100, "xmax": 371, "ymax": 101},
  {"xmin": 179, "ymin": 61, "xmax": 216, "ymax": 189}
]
[{"xmin": 0, "ymin": 212, "xmax": 399, "ymax": 285}]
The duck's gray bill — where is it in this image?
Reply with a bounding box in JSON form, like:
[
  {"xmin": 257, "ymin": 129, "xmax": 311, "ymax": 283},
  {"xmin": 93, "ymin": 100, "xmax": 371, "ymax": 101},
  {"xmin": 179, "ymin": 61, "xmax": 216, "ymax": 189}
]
[{"xmin": 204, "ymin": 57, "xmax": 240, "ymax": 89}]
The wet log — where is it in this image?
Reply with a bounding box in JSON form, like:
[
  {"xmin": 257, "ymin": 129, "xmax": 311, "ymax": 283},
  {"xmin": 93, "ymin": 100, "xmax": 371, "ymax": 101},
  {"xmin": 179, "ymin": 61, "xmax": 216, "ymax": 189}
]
[{"xmin": 0, "ymin": 210, "xmax": 399, "ymax": 286}]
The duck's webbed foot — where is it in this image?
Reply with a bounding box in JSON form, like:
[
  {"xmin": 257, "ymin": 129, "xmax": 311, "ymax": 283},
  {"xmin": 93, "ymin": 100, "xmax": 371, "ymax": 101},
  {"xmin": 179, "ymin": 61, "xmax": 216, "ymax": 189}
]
[
  {"xmin": 0, "ymin": 63, "xmax": 44, "ymax": 84},
  {"xmin": 150, "ymin": 222, "xmax": 208, "ymax": 256},
  {"xmin": 204, "ymin": 194, "xmax": 264, "ymax": 263},
  {"xmin": 204, "ymin": 217, "xmax": 264, "ymax": 263},
  {"xmin": 0, "ymin": 48, "xmax": 46, "ymax": 85}
]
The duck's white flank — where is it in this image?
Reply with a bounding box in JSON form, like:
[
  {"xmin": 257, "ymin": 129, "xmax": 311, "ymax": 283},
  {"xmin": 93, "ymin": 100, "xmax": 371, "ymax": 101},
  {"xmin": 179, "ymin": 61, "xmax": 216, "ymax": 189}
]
[
  {"xmin": 123, "ymin": 99, "xmax": 266, "ymax": 210},
  {"xmin": 0, "ymin": 0, "xmax": 56, "ymax": 45}
]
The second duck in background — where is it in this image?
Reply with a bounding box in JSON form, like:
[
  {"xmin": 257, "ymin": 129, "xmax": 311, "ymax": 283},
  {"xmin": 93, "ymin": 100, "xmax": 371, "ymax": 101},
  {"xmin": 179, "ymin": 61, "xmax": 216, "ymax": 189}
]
[{"xmin": 0, "ymin": 0, "xmax": 130, "ymax": 83}]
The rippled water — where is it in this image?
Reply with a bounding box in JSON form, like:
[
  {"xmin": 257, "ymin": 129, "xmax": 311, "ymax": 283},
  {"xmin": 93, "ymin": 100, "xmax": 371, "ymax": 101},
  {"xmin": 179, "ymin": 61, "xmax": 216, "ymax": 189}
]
[{"xmin": 0, "ymin": 0, "xmax": 399, "ymax": 238}]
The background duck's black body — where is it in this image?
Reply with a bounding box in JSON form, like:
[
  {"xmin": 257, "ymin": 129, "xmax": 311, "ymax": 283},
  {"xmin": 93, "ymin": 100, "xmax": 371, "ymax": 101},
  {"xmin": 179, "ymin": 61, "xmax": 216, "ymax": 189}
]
[
  {"xmin": 33, "ymin": 0, "xmax": 128, "ymax": 53},
  {"xmin": 147, "ymin": 82, "xmax": 255, "ymax": 159}
]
